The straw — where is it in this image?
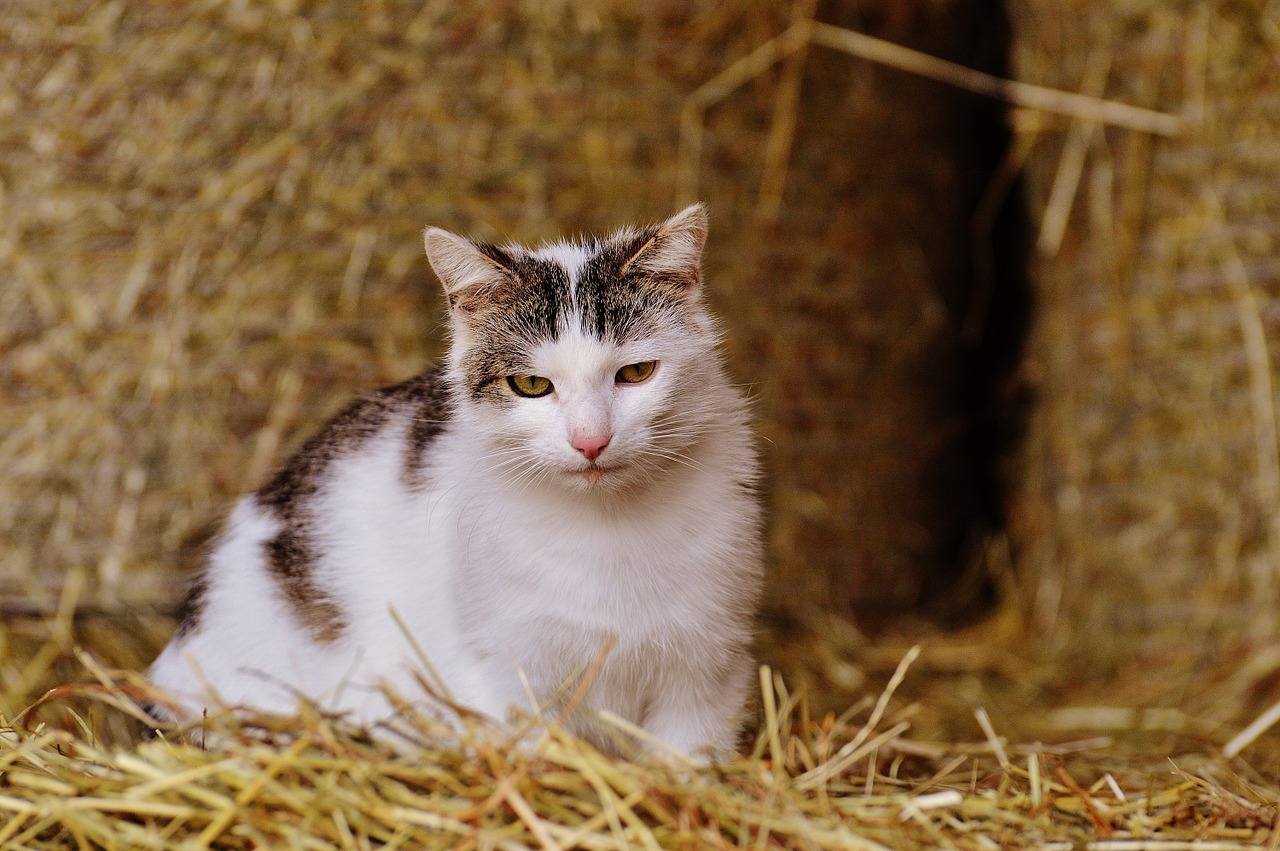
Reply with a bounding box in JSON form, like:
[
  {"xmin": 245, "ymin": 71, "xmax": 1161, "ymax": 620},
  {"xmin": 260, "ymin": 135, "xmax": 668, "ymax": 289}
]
[{"xmin": 3, "ymin": 623, "xmax": 1279, "ymax": 849}]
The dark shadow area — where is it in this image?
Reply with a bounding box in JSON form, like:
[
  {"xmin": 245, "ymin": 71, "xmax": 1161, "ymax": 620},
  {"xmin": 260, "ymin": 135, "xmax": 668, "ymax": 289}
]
[{"xmin": 745, "ymin": 0, "xmax": 1034, "ymax": 634}]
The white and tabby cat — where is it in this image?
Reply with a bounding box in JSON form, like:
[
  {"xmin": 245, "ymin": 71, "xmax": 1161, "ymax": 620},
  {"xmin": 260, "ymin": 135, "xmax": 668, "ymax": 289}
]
[{"xmin": 147, "ymin": 204, "xmax": 763, "ymax": 761}]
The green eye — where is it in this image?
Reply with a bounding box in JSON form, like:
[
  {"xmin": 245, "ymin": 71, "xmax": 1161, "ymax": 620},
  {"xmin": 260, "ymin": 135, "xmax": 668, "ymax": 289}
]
[
  {"xmin": 507, "ymin": 374, "xmax": 553, "ymax": 398},
  {"xmin": 616, "ymin": 361, "xmax": 657, "ymax": 384}
]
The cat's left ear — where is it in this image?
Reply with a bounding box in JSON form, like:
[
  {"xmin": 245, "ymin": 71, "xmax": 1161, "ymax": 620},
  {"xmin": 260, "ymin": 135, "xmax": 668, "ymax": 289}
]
[
  {"xmin": 621, "ymin": 203, "xmax": 708, "ymax": 297},
  {"xmin": 423, "ymin": 227, "xmax": 512, "ymax": 312}
]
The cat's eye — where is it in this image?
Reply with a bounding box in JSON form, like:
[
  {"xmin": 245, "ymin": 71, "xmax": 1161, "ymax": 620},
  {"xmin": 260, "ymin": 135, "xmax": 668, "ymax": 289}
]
[
  {"xmin": 507, "ymin": 374, "xmax": 553, "ymax": 398},
  {"xmin": 616, "ymin": 361, "xmax": 657, "ymax": 385}
]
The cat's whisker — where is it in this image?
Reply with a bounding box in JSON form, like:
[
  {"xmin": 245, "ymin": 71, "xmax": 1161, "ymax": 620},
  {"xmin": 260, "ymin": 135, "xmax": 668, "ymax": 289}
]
[
  {"xmin": 481, "ymin": 448, "xmax": 533, "ymax": 465},
  {"xmin": 510, "ymin": 464, "xmax": 554, "ymax": 497},
  {"xmin": 636, "ymin": 446, "xmax": 712, "ymax": 477},
  {"xmin": 655, "ymin": 451, "xmax": 710, "ymax": 475},
  {"xmin": 483, "ymin": 450, "xmax": 561, "ymax": 496},
  {"xmin": 648, "ymin": 431, "xmax": 707, "ymax": 448},
  {"xmin": 484, "ymin": 457, "xmax": 549, "ymax": 493},
  {"xmin": 647, "ymin": 419, "xmax": 710, "ymax": 439}
]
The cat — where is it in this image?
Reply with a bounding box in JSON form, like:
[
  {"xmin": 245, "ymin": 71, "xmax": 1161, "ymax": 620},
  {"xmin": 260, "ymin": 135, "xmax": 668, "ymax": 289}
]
[{"xmin": 147, "ymin": 204, "xmax": 763, "ymax": 762}]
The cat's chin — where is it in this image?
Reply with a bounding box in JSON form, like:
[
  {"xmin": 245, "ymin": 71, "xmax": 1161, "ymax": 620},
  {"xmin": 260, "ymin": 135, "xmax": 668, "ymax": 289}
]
[
  {"xmin": 576, "ymin": 464, "xmax": 613, "ymax": 487},
  {"xmin": 563, "ymin": 462, "xmax": 632, "ymax": 493}
]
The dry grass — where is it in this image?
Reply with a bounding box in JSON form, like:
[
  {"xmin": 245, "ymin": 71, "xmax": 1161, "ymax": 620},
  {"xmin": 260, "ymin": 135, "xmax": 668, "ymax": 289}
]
[{"xmin": 4, "ymin": 607, "xmax": 1280, "ymax": 849}]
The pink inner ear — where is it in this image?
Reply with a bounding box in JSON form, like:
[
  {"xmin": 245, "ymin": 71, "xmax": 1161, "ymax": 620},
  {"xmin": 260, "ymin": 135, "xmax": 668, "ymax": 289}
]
[
  {"xmin": 620, "ymin": 208, "xmax": 707, "ymax": 294},
  {"xmin": 424, "ymin": 227, "xmax": 513, "ymax": 308}
]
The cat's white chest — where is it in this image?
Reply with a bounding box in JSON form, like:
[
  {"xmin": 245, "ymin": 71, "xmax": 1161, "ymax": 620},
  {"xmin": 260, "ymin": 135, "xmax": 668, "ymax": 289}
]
[
  {"xmin": 436, "ymin": 456, "xmax": 751, "ymax": 702},
  {"xmin": 455, "ymin": 488, "xmax": 707, "ymax": 637}
]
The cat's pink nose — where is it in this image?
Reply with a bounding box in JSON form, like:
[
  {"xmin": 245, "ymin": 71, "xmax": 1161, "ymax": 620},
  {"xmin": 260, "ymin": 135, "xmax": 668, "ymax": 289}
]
[{"xmin": 571, "ymin": 433, "xmax": 611, "ymax": 461}]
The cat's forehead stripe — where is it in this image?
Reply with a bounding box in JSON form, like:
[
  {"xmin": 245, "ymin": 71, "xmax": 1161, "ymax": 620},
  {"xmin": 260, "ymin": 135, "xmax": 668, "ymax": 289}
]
[
  {"xmin": 531, "ymin": 242, "xmax": 591, "ymax": 288},
  {"xmin": 503, "ymin": 235, "xmax": 668, "ymax": 345},
  {"xmin": 574, "ymin": 230, "xmax": 671, "ymax": 343},
  {"xmin": 500, "ymin": 253, "xmax": 573, "ymax": 341}
]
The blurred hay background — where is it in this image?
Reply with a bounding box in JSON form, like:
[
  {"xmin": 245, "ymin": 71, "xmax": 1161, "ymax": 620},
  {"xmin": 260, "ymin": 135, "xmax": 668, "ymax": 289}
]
[
  {"xmin": 0, "ymin": 0, "xmax": 1010, "ymax": 632},
  {"xmin": 6, "ymin": 0, "xmax": 1280, "ymax": 715},
  {"xmin": 1007, "ymin": 0, "xmax": 1280, "ymax": 676}
]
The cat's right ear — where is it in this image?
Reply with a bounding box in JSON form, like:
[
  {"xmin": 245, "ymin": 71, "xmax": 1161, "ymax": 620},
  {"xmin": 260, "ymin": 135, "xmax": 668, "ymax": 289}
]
[{"xmin": 423, "ymin": 227, "xmax": 511, "ymax": 312}]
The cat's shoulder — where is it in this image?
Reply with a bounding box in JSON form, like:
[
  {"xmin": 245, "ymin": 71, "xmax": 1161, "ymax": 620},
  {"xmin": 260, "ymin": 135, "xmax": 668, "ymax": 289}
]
[{"xmin": 256, "ymin": 367, "xmax": 453, "ymax": 511}]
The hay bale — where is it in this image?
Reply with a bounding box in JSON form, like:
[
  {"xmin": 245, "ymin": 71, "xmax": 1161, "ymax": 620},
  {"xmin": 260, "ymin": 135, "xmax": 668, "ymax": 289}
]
[
  {"xmin": 0, "ymin": 0, "xmax": 790, "ymax": 610},
  {"xmin": 1007, "ymin": 3, "xmax": 1280, "ymax": 664},
  {"xmin": 0, "ymin": 0, "xmax": 1018, "ymax": 635}
]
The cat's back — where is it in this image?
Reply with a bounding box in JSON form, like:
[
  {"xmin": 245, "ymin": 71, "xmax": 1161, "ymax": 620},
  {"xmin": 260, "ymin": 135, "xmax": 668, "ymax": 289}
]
[
  {"xmin": 190, "ymin": 365, "xmax": 456, "ymax": 625},
  {"xmin": 149, "ymin": 368, "xmax": 457, "ymax": 715}
]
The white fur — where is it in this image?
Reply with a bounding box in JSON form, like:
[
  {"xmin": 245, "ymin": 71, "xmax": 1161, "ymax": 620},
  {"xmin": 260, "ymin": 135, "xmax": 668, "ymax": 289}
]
[
  {"xmin": 531, "ymin": 241, "xmax": 591, "ymax": 285},
  {"xmin": 150, "ymin": 208, "xmax": 761, "ymax": 762}
]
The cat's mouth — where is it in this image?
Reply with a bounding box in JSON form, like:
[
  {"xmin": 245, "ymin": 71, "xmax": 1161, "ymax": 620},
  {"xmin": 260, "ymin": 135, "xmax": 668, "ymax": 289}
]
[{"xmin": 578, "ymin": 463, "xmax": 614, "ymax": 486}]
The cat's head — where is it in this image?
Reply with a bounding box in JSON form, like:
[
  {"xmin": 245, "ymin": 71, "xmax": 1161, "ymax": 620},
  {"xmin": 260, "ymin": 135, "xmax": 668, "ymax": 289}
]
[{"xmin": 423, "ymin": 204, "xmax": 728, "ymax": 494}]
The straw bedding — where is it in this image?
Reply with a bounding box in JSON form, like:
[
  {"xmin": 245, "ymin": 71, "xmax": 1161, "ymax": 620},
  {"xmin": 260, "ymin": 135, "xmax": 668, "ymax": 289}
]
[{"xmin": 4, "ymin": 610, "xmax": 1280, "ymax": 848}]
